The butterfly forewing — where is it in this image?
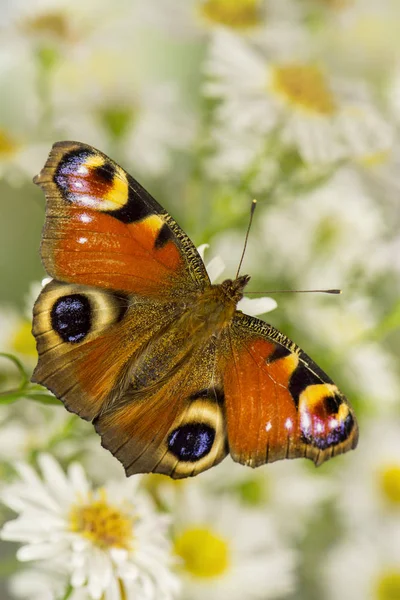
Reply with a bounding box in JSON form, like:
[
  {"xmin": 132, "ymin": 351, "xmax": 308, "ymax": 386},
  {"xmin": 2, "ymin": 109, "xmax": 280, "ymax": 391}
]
[{"xmin": 34, "ymin": 141, "xmax": 209, "ymax": 298}]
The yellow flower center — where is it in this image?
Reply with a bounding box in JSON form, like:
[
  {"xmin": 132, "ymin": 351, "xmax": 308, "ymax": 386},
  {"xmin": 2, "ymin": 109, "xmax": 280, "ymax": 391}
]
[
  {"xmin": 375, "ymin": 569, "xmax": 400, "ymax": 600},
  {"xmin": 174, "ymin": 527, "xmax": 230, "ymax": 579},
  {"xmin": 21, "ymin": 12, "xmax": 73, "ymax": 42},
  {"xmin": 69, "ymin": 490, "xmax": 134, "ymax": 550},
  {"xmin": 271, "ymin": 63, "xmax": 336, "ymax": 115},
  {"xmin": 11, "ymin": 320, "xmax": 37, "ymax": 357},
  {"xmin": 0, "ymin": 130, "xmax": 19, "ymax": 158},
  {"xmin": 199, "ymin": 0, "xmax": 262, "ymax": 30},
  {"xmin": 379, "ymin": 465, "xmax": 400, "ymax": 506}
]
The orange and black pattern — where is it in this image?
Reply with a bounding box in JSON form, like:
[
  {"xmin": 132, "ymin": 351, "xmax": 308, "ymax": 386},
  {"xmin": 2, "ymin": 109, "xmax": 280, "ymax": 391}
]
[{"xmin": 31, "ymin": 141, "xmax": 359, "ymax": 479}]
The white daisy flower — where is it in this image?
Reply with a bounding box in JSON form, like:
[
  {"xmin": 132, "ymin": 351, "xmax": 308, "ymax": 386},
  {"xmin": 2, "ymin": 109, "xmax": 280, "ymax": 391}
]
[
  {"xmin": 52, "ymin": 49, "xmax": 194, "ymax": 178},
  {"xmin": 155, "ymin": 458, "xmax": 333, "ymax": 542},
  {"xmin": 138, "ymin": 0, "xmax": 303, "ymax": 39},
  {"xmin": 204, "ymin": 30, "xmax": 392, "ymax": 176},
  {"xmin": 0, "ymin": 454, "xmax": 180, "ymax": 600},
  {"xmin": 253, "ymin": 168, "xmax": 385, "ymax": 286},
  {"xmin": 172, "ymin": 485, "xmax": 296, "ymax": 600},
  {"xmin": 323, "ymin": 528, "xmax": 400, "ymax": 600},
  {"xmin": 0, "ymin": 0, "xmax": 110, "ymax": 59},
  {"xmin": 9, "ymin": 565, "xmax": 69, "ymax": 600},
  {"xmin": 203, "ymin": 459, "xmax": 334, "ymax": 540},
  {"xmin": 197, "ymin": 243, "xmax": 277, "ymax": 316},
  {"xmin": 314, "ymin": 0, "xmax": 400, "ymax": 77},
  {"xmin": 336, "ymin": 419, "xmax": 400, "ymax": 533}
]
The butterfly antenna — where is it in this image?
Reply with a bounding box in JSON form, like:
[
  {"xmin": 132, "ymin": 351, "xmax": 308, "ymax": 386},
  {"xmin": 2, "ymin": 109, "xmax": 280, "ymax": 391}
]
[
  {"xmin": 236, "ymin": 199, "xmax": 257, "ymax": 279},
  {"xmin": 246, "ymin": 289, "xmax": 342, "ymax": 295}
]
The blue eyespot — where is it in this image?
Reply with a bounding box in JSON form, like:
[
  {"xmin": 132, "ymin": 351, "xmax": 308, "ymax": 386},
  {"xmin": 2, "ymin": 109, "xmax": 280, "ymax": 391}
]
[{"xmin": 168, "ymin": 423, "xmax": 215, "ymax": 462}]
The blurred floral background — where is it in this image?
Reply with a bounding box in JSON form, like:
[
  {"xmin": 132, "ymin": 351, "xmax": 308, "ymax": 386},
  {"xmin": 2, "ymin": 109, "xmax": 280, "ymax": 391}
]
[{"xmin": 0, "ymin": 0, "xmax": 400, "ymax": 598}]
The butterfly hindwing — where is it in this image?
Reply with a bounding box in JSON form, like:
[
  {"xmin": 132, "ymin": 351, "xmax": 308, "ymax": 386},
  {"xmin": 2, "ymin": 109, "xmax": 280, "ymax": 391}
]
[
  {"xmin": 32, "ymin": 279, "xmax": 177, "ymax": 420},
  {"xmin": 34, "ymin": 141, "xmax": 209, "ymax": 298},
  {"xmin": 33, "ymin": 281, "xmax": 228, "ymax": 479},
  {"xmin": 223, "ymin": 312, "xmax": 358, "ymax": 467},
  {"xmin": 94, "ymin": 341, "xmax": 228, "ymax": 479}
]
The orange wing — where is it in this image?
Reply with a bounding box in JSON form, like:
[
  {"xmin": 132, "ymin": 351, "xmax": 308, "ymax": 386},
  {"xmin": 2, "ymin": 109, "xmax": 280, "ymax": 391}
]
[
  {"xmin": 34, "ymin": 141, "xmax": 209, "ymax": 298},
  {"xmin": 223, "ymin": 312, "xmax": 358, "ymax": 467}
]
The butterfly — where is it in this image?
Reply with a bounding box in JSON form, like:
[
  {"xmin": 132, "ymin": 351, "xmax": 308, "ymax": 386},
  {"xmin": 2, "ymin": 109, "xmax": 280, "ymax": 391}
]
[{"xmin": 31, "ymin": 141, "xmax": 358, "ymax": 479}]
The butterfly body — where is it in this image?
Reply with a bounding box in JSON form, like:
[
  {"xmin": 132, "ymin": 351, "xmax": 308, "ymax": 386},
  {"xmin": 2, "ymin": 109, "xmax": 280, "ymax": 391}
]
[{"xmin": 31, "ymin": 141, "xmax": 358, "ymax": 479}]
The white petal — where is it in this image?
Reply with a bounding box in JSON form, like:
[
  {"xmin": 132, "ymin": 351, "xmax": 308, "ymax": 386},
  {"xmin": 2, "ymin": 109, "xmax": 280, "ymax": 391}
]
[
  {"xmin": 109, "ymin": 547, "xmax": 129, "ymax": 563},
  {"xmin": 37, "ymin": 454, "xmax": 73, "ymax": 508},
  {"xmin": 237, "ymin": 296, "xmax": 277, "ymax": 316},
  {"xmin": 17, "ymin": 541, "xmax": 68, "ymax": 561},
  {"xmin": 67, "ymin": 462, "xmax": 91, "ymax": 498},
  {"xmin": 206, "ymin": 256, "xmax": 225, "ymax": 283},
  {"xmin": 196, "ymin": 243, "xmax": 209, "ymax": 260},
  {"xmin": 71, "ymin": 566, "xmax": 87, "ymax": 588}
]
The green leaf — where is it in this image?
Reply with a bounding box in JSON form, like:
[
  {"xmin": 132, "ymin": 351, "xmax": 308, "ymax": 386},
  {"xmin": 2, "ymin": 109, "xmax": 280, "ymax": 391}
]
[
  {"xmin": 0, "ymin": 385, "xmax": 60, "ymax": 406},
  {"xmin": 0, "ymin": 390, "xmax": 26, "ymax": 404},
  {"xmin": 0, "ymin": 352, "xmax": 29, "ymax": 388},
  {"xmin": 25, "ymin": 391, "xmax": 61, "ymax": 405}
]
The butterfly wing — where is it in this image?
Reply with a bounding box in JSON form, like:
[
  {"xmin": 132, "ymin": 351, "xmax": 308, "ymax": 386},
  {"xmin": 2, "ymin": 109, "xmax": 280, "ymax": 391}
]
[
  {"xmin": 32, "ymin": 141, "xmax": 357, "ymax": 478},
  {"xmin": 94, "ymin": 335, "xmax": 228, "ymax": 479},
  {"xmin": 34, "ymin": 141, "xmax": 209, "ymax": 298},
  {"xmin": 222, "ymin": 312, "xmax": 358, "ymax": 467},
  {"xmin": 32, "ymin": 141, "xmax": 210, "ymax": 432},
  {"xmin": 32, "ymin": 279, "xmax": 179, "ymax": 420}
]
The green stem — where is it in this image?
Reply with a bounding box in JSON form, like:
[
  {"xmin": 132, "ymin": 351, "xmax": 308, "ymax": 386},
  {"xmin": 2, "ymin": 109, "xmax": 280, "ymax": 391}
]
[
  {"xmin": 60, "ymin": 584, "xmax": 74, "ymax": 600},
  {"xmin": 0, "ymin": 353, "xmax": 28, "ymax": 388}
]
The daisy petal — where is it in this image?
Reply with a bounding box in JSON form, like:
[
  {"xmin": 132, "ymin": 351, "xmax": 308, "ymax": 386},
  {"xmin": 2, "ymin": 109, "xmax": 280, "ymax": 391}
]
[
  {"xmin": 237, "ymin": 296, "xmax": 277, "ymax": 316},
  {"xmin": 206, "ymin": 256, "xmax": 226, "ymax": 282}
]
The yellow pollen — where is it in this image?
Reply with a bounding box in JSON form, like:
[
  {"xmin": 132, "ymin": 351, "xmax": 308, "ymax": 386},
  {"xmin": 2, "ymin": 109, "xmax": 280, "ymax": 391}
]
[
  {"xmin": 199, "ymin": 0, "xmax": 262, "ymax": 30},
  {"xmin": 358, "ymin": 150, "xmax": 390, "ymax": 168},
  {"xmin": 271, "ymin": 63, "xmax": 336, "ymax": 115},
  {"xmin": 174, "ymin": 527, "xmax": 230, "ymax": 579},
  {"xmin": 0, "ymin": 130, "xmax": 19, "ymax": 158},
  {"xmin": 69, "ymin": 489, "xmax": 134, "ymax": 550},
  {"xmin": 21, "ymin": 12, "xmax": 72, "ymax": 41},
  {"xmin": 375, "ymin": 569, "xmax": 400, "ymax": 600},
  {"xmin": 11, "ymin": 320, "xmax": 37, "ymax": 357},
  {"xmin": 379, "ymin": 465, "xmax": 400, "ymax": 506}
]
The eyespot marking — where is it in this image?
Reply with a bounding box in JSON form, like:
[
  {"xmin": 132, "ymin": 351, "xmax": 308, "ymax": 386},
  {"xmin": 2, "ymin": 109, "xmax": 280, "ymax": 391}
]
[
  {"xmin": 54, "ymin": 150, "xmax": 130, "ymax": 212},
  {"xmin": 299, "ymin": 386, "xmax": 354, "ymax": 450},
  {"xmin": 168, "ymin": 423, "xmax": 215, "ymax": 462},
  {"xmin": 55, "ymin": 150, "xmax": 93, "ymax": 194},
  {"xmin": 50, "ymin": 294, "xmax": 91, "ymax": 343}
]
